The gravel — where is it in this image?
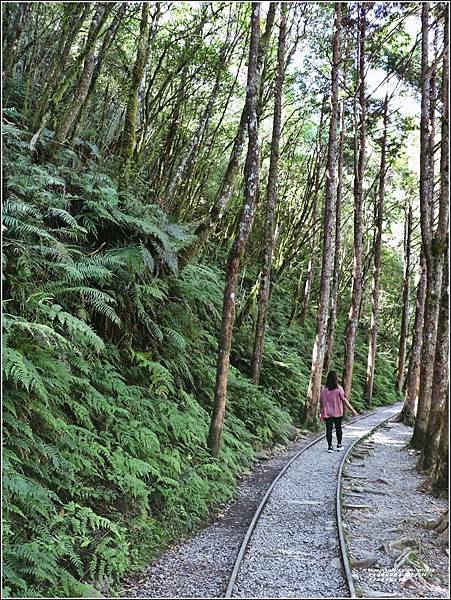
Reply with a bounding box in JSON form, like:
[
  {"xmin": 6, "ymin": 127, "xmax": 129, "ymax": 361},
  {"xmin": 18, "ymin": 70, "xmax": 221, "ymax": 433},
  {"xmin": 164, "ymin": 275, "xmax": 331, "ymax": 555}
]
[
  {"xmin": 231, "ymin": 404, "xmax": 401, "ymax": 598},
  {"xmin": 343, "ymin": 420, "xmax": 449, "ymax": 599},
  {"xmin": 122, "ymin": 404, "xmax": 413, "ymax": 599}
]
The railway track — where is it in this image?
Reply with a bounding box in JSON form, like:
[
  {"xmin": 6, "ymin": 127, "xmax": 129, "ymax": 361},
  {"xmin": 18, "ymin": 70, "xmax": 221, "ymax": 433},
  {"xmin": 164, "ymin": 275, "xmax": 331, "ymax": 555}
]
[{"xmin": 225, "ymin": 404, "xmax": 402, "ymax": 599}]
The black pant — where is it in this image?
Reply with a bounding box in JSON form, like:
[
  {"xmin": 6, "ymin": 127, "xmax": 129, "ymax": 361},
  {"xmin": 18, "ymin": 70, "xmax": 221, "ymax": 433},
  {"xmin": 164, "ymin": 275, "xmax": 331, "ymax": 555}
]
[{"xmin": 325, "ymin": 417, "xmax": 342, "ymax": 448}]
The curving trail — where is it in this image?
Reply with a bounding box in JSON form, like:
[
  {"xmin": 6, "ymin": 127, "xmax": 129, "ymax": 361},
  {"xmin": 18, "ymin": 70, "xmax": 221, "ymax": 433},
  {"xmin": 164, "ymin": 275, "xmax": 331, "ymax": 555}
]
[
  {"xmin": 124, "ymin": 403, "xmax": 401, "ymax": 599},
  {"xmin": 227, "ymin": 403, "xmax": 401, "ymax": 598}
]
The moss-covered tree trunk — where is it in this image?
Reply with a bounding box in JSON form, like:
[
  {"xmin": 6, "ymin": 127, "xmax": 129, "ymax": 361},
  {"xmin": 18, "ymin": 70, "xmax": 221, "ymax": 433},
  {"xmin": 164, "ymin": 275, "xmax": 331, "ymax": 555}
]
[
  {"xmin": 30, "ymin": 5, "xmax": 102, "ymax": 151},
  {"xmin": 207, "ymin": 3, "xmax": 261, "ymax": 458},
  {"xmin": 53, "ymin": 5, "xmax": 109, "ymax": 146},
  {"xmin": 119, "ymin": 2, "xmax": 150, "ymax": 188}
]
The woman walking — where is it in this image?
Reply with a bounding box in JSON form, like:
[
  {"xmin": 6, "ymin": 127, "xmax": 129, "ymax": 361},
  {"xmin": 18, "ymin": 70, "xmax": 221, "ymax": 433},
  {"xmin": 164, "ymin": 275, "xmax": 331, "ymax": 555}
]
[{"xmin": 320, "ymin": 371, "xmax": 358, "ymax": 453}]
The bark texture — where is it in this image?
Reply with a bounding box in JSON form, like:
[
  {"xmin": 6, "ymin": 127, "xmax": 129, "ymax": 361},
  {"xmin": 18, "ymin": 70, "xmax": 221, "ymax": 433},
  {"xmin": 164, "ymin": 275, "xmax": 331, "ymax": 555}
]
[
  {"xmin": 422, "ymin": 258, "xmax": 448, "ymax": 471},
  {"xmin": 342, "ymin": 3, "xmax": 366, "ymax": 401},
  {"xmin": 207, "ymin": 4, "xmax": 261, "ymax": 457},
  {"xmin": 396, "ymin": 204, "xmax": 412, "ymax": 392},
  {"xmin": 251, "ymin": 5, "xmax": 286, "ymax": 385},
  {"xmin": 412, "ymin": 3, "xmax": 448, "ymax": 449},
  {"xmin": 364, "ymin": 94, "xmax": 388, "ymax": 405},
  {"xmin": 304, "ymin": 3, "xmax": 342, "ymax": 426}
]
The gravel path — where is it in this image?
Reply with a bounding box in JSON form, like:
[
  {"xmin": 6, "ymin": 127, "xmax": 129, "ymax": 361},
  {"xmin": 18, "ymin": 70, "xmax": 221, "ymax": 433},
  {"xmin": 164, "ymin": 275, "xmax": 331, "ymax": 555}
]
[
  {"xmin": 231, "ymin": 404, "xmax": 401, "ymax": 598},
  {"xmin": 123, "ymin": 429, "xmax": 325, "ymax": 598},
  {"xmin": 123, "ymin": 404, "xmax": 400, "ymax": 599},
  {"xmin": 343, "ymin": 420, "xmax": 449, "ymax": 598}
]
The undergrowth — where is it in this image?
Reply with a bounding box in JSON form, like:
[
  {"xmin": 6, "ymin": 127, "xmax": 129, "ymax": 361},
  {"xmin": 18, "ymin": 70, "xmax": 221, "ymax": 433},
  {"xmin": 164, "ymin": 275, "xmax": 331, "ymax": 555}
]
[{"xmin": 2, "ymin": 111, "xmax": 400, "ymax": 598}]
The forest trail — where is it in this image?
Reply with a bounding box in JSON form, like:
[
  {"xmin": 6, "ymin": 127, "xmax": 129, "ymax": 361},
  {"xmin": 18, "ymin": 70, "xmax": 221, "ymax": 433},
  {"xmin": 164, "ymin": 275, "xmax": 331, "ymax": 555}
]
[
  {"xmin": 124, "ymin": 405, "xmax": 401, "ymax": 598},
  {"xmin": 2, "ymin": 3, "xmax": 448, "ymax": 597}
]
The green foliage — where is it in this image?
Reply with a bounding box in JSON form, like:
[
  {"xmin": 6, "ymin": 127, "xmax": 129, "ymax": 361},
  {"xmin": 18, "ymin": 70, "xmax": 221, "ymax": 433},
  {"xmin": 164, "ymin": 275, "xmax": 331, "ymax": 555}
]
[{"xmin": 2, "ymin": 118, "xmax": 292, "ymax": 598}]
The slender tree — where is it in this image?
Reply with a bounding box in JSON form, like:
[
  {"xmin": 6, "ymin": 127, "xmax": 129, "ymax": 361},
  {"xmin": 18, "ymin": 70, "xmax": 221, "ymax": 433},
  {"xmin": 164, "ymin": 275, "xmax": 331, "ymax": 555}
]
[
  {"xmin": 402, "ymin": 251, "xmax": 427, "ymax": 423},
  {"xmin": 251, "ymin": 5, "xmax": 286, "ymax": 385},
  {"xmin": 323, "ymin": 99, "xmax": 345, "ymax": 375},
  {"xmin": 304, "ymin": 2, "xmax": 342, "ymax": 426},
  {"xmin": 364, "ymin": 93, "xmax": 388, "ymax": 405},
  {"xmin": 342, "ymin": 3, "xmax": 366, "ymax": 401},
  {"xmin": 207, "ymin": 3, "xmax": 261, "ymax": 457},
  {"xmin": 396, "ymin": 203, "xmax": 412, "ymax": 392},
  {"xmin": 298, "ymin": 97, "xmax": 327, "ymax": 325},
  {"xmin": 53, "ymin": 4, "xmax": 111, "ymax": 146},
  {"xmin": 119, "ymin": 2, "xmax": 150, "ymax": 187},
  {"xmin": 180, "ymin": 3, "xmax": 277, "ymax": 266}
]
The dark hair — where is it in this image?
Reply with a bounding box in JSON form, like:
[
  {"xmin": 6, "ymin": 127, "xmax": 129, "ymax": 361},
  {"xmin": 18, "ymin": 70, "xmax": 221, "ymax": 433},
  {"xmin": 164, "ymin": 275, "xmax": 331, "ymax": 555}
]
[{"xmin": 326, "ymin": 371, "xmax": 338, "ymax": 390}]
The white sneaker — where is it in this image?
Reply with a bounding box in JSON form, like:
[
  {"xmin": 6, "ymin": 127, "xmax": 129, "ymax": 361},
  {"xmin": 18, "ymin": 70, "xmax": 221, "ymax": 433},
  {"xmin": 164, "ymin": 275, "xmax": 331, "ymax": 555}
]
[
  {"xmin": 336, "ymin": 445, "xmax": 343, "ymax": 451},
  {"xmin": 328, "ymin": 447, "xmax": 335, "ymax": 453}
]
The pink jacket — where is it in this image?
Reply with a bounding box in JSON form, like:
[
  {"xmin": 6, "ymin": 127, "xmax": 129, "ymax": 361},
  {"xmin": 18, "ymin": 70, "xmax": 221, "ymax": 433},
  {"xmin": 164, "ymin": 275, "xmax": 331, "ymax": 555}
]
[{"xmin": 319, "ymin": 385, "xmax": 346, "ymax": 418}]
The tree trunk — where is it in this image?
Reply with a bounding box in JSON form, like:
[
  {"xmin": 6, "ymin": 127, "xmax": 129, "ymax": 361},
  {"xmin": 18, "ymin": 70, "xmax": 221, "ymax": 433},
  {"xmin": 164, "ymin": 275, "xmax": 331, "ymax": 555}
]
[
  {"xmin": 207, "ymin": 3, "xmax": 261, "ymax": 458},
  {"xmin": 119, "ymin": 2, "xmax": 150, "ymax": 187},
  {"xmin": 52, "ymin": 5, "xmax": 109, "ymax": 146},
  {"xmin": 251, "ymin": 5, "xmax": 286, "ymax": 385},
  {"xmin": 71, "ymin": 4, "xmax": 128, "ymax": 142},
  {"xmin": 304, "ymin": 3, "xmax": 342, "ymax": 426},
  {"xmin": 30, "ymin": 4, "xmax": 102, "ymax": 151},
  {"xmin": 323, "ymin": 99, "xmax": 345, "ymax": 376},
  {"xmin": 412, "ymin": 3, "xmax": 448, "ymax": 449},
  {"xmin": 342, "ymin": 3, "xmax": 366, "ymax": 401},
  {"xmin": 431, "ymin": 393, "xmax": 449, "ymax": 493},
  {"xmin": 180, "ymin": 3, "xmax": 277, "ymax": 266},
  {"xmin": 287, "ymin": 269, "xmax": 304, "ymax": 327},
  {"xmin": 364, "ymin": 93, "xmax": 388, "ymax": 405},
  {"xmin": 422, "ymin": 255, "xmax": 448, "ymax": 471},
  {"xmin": 396, "ymin": 203, "xmax": 412, "ymax": 392},
  {"xmin": 298, "ymin": 97, "xmax": 328, "ymax": 325},
  {"xmin": 402, "ymin": 251, "xmax": 427, "ymax": 424}
]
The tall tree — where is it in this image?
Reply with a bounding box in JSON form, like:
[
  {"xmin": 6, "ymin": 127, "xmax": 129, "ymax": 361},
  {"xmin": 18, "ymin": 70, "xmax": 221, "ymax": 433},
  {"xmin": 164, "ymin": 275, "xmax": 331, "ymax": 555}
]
[
  {"xmin": 412, "ymin": 3, "xmax": 448, "ymax": 449},
  {"xmin": 207, "ymin": 3, "xmax": 261, "ymax": 457},
  {"xmin": 396, "ymin": 203, "xmax": 412, "ymax": 392},
  {"xmin": 251, "ymin": 5, "xmax": 286, "ymax": 385},
  {"xmin": 298, "ymin": 97, "xmax": 327, "ymax": 325},
  {"xmin": 119, "ymin": 2, "xmax": 150, "ymax": 187},
  {"xmin": 342, "ymin": 3, "xmax": 366, "ymax": 401},
  {"xmin": 304, "ymin": 2, "xmax": 342, "ymax": 426},
  {"xmin": 363, "ymin": 93, "xmax": 388, "ymax": 405},
  {"xmin": 180, "ymin": 3, "xmax": 277, "ymax": 266},
  {"xmin": 402, "ymin": 251, "xmax": 427, "ymax": 423},
  {"xmin": 323, "ymin": 99, "xmax": 345, "ymax": 375},
  {"xmin": 53, "ymin": 4, "xmax": 111, "ymax": 146}
]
